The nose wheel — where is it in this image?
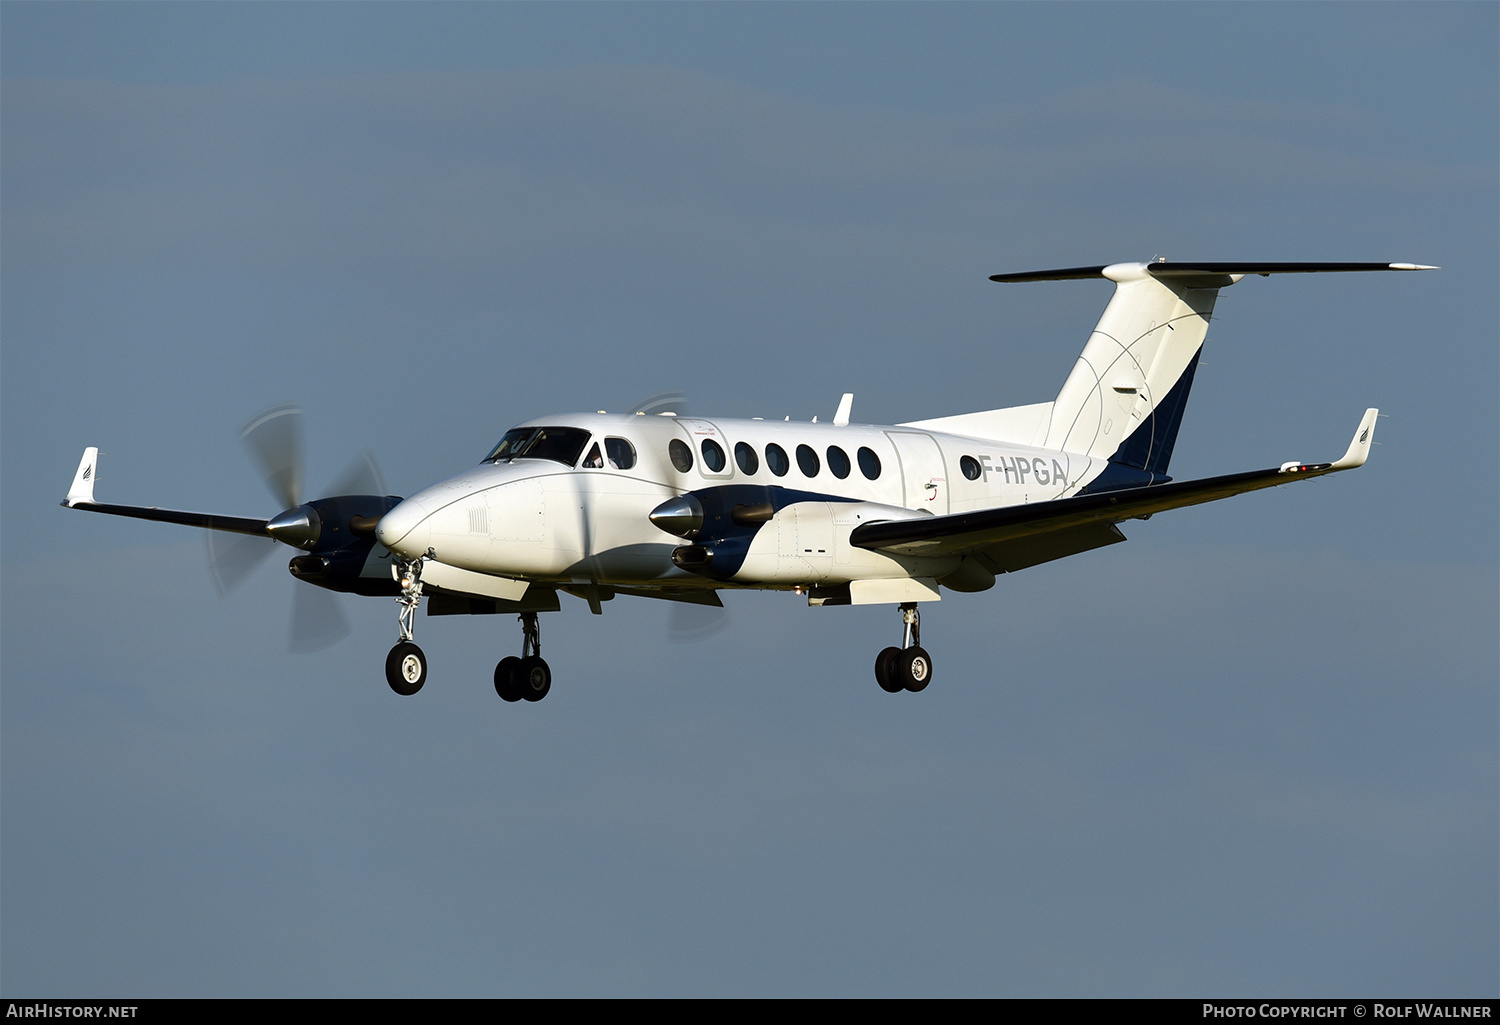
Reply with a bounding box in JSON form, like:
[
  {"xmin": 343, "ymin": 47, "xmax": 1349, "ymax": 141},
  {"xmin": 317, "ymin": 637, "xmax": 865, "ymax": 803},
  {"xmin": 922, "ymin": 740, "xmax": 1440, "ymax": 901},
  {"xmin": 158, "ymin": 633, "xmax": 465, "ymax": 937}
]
[
  {"xmin": 386, "ymin": 641, "xmax": 428, "ymax": 696},
  {"xmin": 875, "ymin": 603, "xmax": 933, "ymax": 694}
]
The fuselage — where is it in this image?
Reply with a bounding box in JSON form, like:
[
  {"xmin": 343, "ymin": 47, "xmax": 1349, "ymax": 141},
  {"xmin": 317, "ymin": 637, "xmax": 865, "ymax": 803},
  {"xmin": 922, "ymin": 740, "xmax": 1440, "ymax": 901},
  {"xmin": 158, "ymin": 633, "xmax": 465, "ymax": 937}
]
[{"xmin": 374, "ymin": 411, "xmax": 1107, "ymax": 592}]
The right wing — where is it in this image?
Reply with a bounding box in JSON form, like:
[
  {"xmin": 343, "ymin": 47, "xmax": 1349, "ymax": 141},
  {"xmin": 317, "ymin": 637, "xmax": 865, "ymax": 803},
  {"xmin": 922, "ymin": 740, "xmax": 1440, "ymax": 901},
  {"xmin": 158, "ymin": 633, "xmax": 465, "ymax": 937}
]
[
  {"xmin": 850, "ymin": 409, "xmax": 1379, "ymax": 569},
  {"xmin": 61, "ymin": 446, "xmax": 271, "ymax": 537}
]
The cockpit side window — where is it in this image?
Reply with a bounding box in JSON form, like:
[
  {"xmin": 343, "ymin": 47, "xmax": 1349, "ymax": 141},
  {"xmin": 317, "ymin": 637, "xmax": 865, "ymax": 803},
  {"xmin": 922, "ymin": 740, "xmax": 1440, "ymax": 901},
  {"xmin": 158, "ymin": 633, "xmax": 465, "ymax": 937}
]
[
  {"xmin": 605, "ymin": 437, "xmax": 636, "ymax": 470},
  {"xmin": 582, "ymin": 442, "xmax": 604, "ymax": 469},
  {"xmin": 483, "ymin": 426, "xmax": 592, "ymax": 467}
]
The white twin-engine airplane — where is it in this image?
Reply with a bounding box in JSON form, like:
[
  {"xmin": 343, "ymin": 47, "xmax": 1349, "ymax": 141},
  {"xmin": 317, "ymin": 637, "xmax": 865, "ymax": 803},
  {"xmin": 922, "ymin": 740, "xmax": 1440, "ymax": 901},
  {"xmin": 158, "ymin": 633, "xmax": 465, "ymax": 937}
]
[{"xmin": 64, "ymin": 260, "xmax": 1432, "ymax": 701}]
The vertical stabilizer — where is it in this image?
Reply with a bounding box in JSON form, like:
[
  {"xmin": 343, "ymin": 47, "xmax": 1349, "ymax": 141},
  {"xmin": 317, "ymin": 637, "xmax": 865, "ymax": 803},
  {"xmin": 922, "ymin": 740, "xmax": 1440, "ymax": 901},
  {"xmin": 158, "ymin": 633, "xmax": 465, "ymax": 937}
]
[{"xmin": 1043, "ymin": 263, "xmax": 1223, "ymax": 474}]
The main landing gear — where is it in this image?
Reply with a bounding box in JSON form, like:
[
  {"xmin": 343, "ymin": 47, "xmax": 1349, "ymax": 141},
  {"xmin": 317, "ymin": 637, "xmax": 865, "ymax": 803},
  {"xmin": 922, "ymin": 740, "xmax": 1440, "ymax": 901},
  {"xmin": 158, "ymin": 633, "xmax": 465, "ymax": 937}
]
[
  {"xmin": 494, "ymin": 612, "xmax": 551, "ymax": 703},
  {"xmin": 381, "ymin": 555, "xmax": 552, "ymax": 702},
  {"xmin": 875, "ymin": 602, "xmax": 933, "ymax": 694}
]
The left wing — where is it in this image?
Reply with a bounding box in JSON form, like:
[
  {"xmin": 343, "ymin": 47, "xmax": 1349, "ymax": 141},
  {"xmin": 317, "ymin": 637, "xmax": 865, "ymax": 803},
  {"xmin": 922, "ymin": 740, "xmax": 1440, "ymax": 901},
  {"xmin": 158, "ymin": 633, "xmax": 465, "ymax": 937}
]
[{"xmin": 850, "ymin": 409, "xmax": 1379, "ymax": 564}]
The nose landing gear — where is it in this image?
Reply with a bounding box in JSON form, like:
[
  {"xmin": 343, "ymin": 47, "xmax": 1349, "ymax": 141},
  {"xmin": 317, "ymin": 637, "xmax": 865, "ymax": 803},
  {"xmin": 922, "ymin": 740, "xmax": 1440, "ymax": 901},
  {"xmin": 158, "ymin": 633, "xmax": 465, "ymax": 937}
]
[
  {"xmin": 385, "ymin": 555, "xmax": 429, "ymax": 695},
  {"xmin": 494, "ymin": 612, "xmax": 551, "ymax": 703},
  {"xmin": 875, "ymin": 602, "xmax": 932, "ymax": 694}
]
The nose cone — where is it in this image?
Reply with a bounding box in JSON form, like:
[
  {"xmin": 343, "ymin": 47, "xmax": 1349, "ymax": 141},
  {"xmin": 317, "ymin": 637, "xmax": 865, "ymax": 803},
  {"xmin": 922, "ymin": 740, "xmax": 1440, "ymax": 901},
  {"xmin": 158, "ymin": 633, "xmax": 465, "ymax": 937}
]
[{"xmin": 375, "ymin": 497, "xmax": 432, "ymax": 558}]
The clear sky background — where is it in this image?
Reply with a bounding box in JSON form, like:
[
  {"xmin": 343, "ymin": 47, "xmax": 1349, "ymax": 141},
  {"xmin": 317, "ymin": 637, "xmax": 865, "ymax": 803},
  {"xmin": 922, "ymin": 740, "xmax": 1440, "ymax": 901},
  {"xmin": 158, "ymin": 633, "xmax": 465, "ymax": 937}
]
[{"xmin": 2, "ymin": 2, "xmax": 1495, "ymax": 997}]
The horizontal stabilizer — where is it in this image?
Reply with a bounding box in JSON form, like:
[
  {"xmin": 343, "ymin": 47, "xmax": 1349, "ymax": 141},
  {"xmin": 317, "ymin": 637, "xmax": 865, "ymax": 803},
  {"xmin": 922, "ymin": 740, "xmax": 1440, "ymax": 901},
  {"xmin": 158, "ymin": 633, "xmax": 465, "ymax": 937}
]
[{"xmin": 990, "ymin": 261, "xmax": 1437, "ymax": 283}]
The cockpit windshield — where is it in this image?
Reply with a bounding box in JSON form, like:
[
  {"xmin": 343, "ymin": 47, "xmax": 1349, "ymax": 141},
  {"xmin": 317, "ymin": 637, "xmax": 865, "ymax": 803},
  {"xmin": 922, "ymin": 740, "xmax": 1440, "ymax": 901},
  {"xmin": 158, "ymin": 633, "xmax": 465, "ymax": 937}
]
[{"xmin": 483, "ymin": 426, "xmax": 592, "ymax": 467}]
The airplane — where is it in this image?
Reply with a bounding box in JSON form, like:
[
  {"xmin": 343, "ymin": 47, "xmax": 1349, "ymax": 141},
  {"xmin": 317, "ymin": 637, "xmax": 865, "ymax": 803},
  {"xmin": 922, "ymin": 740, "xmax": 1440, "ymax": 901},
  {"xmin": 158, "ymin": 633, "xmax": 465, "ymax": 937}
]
[{"xmin": 62, "ymin": 259, "xmax": 1434, "ymax": 700}]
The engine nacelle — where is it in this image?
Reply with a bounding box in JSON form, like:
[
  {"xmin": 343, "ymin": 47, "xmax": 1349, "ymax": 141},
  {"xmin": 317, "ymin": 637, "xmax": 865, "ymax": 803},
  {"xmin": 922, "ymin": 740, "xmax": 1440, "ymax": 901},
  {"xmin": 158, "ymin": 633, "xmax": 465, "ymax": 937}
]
[{"xmin": 673, "ymin": 495, "xmax": 957, "ymax": 587}]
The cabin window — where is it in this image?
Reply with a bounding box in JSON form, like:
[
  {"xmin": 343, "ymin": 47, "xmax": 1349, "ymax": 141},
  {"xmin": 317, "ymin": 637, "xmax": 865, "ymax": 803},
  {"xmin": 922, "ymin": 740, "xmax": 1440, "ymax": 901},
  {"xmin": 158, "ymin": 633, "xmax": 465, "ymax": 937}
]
[
  {"xmin": 960, "ymin": 455, "xmax": 982, "ymax": 480},
  {"xmin": 827, "ymin": 446, "xmax": 851, "ymax": 479},
  {"xmin": 858, "ymin": 446, "xmax": 882, "ymax": 480},
  {"xmin": 766, "ymin": 443, "xmax": 790, "ymax": 477},
  {"xmin": 605, "ymin": 437, "xmax": 636, "ymax": 470},
  {"xmin": 796, "ymin": 444, "xmax": 820, "ymax": 477},
  {"xmin": 701, "ymin": 438, "xmax": 727, "ymax": 473},
  {"xmin": 669, "ymin": 439, "xmax": 694, "ymax": 472},
  {"xmin": 735, "ymin": 441, "xmax": 759, "ymax": 475},
  {"xmin": 484, "ymin": 426, "xmax": 592, "ymax": 467}
]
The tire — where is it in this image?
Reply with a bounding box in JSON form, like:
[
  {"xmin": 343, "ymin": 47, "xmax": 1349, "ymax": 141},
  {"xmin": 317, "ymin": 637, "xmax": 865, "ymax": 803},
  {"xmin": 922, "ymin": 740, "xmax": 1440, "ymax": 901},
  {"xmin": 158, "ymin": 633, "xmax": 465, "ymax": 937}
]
[
  {"xmin": 519, "ymin": 656, "xmax": 551, "ymax": 702},
  {"xmin": 900, "ymin": 646, "xmax": 933, "ymax": 693},
  {"xmin": 494, "ymin": 656, "xmax": 523, "ymax": 702},
  {"xmin": 385, "ymin": 642, "xmax": 427, "ymax": 696},
  {"xmin": 875, "ymin": 646, "xmax": 904, "ymax": 693}
]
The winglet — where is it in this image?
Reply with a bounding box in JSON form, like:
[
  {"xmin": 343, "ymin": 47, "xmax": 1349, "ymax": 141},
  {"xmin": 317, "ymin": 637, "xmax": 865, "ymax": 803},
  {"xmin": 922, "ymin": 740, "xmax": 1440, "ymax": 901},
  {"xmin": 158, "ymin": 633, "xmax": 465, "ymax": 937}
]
[
  {"xmin": 63, "ymin": 447, "xmax": 99, "ymax": 507},
  {"xmin": 1331, "ymin": 408, "xmax": 1380, "ymax": 470}
]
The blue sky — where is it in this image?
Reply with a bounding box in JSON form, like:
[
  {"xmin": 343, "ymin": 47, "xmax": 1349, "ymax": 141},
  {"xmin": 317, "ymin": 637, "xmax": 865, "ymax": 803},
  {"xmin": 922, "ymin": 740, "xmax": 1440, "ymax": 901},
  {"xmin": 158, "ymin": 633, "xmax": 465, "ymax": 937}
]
[{"xmin": 3, "ymin": 2, "xmax": 1495, "ymax": 996}]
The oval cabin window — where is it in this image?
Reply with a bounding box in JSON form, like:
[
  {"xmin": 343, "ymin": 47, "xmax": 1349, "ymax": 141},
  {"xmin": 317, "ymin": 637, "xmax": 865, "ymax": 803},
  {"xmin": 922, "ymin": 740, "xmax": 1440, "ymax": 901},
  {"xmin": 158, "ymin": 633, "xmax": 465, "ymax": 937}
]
[
  {"xmin": 765, "ymin": 444, "xmax": 789, "ymax": 477},
  {"xmin": 827, "ymin": 446, "xmax": 851, "ymax": 479},
  {"xmin": 735, "ymin": 441, "xmax": 759, "ymax": 475},
  {"xmin": 796, "ymin": 444, "xmax": 820, "ymax": 477},
  {"xmin": 701, "ymin": 438, "xmax": 726, "ymax": 473}
]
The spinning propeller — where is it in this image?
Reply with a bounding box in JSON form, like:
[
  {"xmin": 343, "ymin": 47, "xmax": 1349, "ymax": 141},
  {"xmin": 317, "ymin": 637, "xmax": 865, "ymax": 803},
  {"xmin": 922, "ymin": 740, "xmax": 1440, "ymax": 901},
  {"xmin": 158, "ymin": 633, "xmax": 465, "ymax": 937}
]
[
  {"xmin": 668, "ymin": 599, "xmax": 730, "ymax": 643},
  {"xmin": 206, "ymin": 404, "xmax": 391, "ymax": 653}
]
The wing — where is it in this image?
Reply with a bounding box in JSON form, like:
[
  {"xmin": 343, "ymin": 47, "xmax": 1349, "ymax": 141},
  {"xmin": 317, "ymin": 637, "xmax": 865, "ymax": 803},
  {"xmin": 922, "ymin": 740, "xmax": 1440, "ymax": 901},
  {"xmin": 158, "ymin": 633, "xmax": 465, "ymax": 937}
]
[
  {"xmin": 62, "ymin": 448, "xmax": 270, "ymax": 537},
  {"xmin": 850, "ymin": 410, "xmax": 1379, "ymax": 568}
]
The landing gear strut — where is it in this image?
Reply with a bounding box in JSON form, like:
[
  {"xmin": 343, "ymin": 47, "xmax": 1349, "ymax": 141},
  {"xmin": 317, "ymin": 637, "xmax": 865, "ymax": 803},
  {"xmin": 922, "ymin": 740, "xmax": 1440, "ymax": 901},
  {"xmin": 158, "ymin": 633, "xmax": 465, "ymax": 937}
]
[
  {"xmin": 875, "ymin": 602, "xmax": 932, "ymax": 694},
  {"xmin": 385, "ymin": 555, "xmax": 429, "ymax": 695},
  {"xmin": 494, "ymin": 611, "xmax": 551, "ymax": 703}
]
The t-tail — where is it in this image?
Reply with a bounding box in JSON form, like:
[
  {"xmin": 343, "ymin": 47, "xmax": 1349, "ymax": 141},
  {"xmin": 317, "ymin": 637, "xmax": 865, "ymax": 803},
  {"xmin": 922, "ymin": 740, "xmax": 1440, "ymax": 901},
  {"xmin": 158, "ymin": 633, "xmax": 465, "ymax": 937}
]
[{"xmin": 967, "ymin": 261, "xmax": 1437, "ymax": 483}]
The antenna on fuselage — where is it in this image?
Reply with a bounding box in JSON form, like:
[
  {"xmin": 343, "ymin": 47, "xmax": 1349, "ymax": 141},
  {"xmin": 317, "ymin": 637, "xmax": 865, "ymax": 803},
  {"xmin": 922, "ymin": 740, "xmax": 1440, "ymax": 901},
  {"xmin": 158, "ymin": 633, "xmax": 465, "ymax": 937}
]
[{"xmin": 833, "ymin": 393, "xmax": 854, "ymax": 426}]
